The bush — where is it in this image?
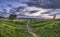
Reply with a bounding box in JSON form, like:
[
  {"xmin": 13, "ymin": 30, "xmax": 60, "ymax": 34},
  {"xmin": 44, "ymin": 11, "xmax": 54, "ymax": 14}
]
[{"xmin": 9, "ymin": 14, "xmax": 17, "ymax": 20}]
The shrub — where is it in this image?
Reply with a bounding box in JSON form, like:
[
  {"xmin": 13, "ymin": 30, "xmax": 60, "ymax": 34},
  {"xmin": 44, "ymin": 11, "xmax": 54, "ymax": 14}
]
[{"xmin": 9, "ymin": 14, "xmax": 17, "ymax": 20}]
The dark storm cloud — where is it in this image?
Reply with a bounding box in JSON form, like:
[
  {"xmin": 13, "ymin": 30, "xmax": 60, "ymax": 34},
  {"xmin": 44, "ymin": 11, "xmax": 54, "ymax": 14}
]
[
  {"xmin": 0, "ymin": 0, "xmax": 28, "ymax": 17},
  {"xmin": 27, "ymin": 0, "xmax": 60, "ymax": 9}
]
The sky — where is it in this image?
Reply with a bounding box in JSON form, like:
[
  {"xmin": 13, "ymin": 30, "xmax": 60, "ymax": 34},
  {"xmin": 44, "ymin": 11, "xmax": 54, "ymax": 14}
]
[
  {"xmin": 0, "ymin": 0, "xmax": 28, "ymax": 10},
  {"xmin": 0, "ymin": 0, "xmax": 60, "ymax": 19},
  {"xmin": 0, "ymin": 0, "xmax": 29, "ymax": 18}
]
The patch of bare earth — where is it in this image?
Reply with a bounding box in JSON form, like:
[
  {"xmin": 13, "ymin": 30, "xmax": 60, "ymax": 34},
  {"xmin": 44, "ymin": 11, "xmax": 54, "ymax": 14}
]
[{"xmin": 26, "ymin": 20, "xmax": 39, "ymax": 37}]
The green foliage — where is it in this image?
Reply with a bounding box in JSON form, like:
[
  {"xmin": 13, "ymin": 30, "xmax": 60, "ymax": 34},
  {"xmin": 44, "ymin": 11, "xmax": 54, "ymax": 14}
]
[
  {"xmin": 29, "ymin": 19, "xmax": 60, "ymax": 37},
  {"xmin": 0, "ymin": 19, "xmax": 60, "ymax": 37},
  {"xmin": 0, "ymin": 20, "xmax": 32, "ymax": 37},
  {"xmin": 9, "ymin": 14, "xmax": 17, "ymax": 20}
]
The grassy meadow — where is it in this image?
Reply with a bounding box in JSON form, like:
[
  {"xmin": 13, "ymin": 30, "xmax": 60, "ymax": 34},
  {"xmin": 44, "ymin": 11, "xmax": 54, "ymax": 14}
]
[{"xmin": 0, "ymin": 19, "xmax": 60, "ymax": 37}]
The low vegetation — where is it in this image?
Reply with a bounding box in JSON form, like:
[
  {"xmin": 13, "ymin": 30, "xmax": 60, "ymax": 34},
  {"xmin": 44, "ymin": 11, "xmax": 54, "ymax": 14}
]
[{"xmin": 0, "ymin": 19, "xmax": 60, "ymax": 37}]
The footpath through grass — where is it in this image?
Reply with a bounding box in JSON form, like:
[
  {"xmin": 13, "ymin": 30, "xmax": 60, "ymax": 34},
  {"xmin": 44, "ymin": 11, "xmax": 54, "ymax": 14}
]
[
  {"xmin": 0, "ymin": 19, "xmax": 60, "ymax": 37},
  {"xmin": 0, "ymin": 20, "xmax": 32, "ymax": 37},
  {"xmin": 30, "ymin": 19, "xmax": 60, "ymax": 37}
]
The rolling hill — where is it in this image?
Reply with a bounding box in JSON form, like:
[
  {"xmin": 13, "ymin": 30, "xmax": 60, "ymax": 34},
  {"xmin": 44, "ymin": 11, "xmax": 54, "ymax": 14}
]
[{"xmin": 0, "ymin": 19, "xmax": 60, "ymax": 37}]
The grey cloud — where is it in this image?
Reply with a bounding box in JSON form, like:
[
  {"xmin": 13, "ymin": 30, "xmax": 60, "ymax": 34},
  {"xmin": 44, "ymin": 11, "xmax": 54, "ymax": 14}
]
[{"xmin": 26, "ymin": 0, "xmax": 60, "ymax": 9}]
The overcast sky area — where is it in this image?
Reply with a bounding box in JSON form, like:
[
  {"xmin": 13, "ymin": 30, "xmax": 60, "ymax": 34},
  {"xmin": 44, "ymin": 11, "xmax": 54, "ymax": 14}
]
[{"xmin": 0, "ymin": 0, "xmax": 60, "ymax": 19}]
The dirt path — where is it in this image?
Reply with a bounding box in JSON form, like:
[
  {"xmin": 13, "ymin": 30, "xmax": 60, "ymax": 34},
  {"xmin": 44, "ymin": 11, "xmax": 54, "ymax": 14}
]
[{"xmin": 26, "ymin": 20, "xmax": 39, "ymax": 37}]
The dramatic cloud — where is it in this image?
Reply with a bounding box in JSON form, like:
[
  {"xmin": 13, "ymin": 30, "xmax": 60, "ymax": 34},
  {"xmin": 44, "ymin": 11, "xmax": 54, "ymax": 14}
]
[
  {"xmin": 27, "ymin": 0, "xmax": 60, "ymax": 9},
  {"xmin": 0, "ymin": 0, "xmax": 60, "ymax": 19},
  {"xmin": 0, "ymin": 0, "xmax": 29, "ymax": 18}
]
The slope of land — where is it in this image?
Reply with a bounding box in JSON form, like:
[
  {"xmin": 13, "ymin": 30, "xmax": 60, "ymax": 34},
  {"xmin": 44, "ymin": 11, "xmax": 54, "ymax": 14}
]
[{"xmin": 0, "ymin": 19, "xmax": 60, "ymax": 37}]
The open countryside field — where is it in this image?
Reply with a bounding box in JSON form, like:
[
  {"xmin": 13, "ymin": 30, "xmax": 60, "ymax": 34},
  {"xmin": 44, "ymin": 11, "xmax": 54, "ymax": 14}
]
[{"xmin": 0, "ymin": 19, "xmax": 60, "ymax": 37}]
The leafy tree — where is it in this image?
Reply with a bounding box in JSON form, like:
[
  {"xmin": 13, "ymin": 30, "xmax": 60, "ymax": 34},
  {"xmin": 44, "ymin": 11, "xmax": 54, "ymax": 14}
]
[{"xmin": 9, "ymin": 14, "xmax": 17, "ymax": 20}]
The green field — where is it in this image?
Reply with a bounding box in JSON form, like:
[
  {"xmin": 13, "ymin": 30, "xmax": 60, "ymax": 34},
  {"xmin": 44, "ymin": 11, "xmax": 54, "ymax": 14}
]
[{"xmin": 0, "ymin": 19, "xmax": 60, "ymax": 37}]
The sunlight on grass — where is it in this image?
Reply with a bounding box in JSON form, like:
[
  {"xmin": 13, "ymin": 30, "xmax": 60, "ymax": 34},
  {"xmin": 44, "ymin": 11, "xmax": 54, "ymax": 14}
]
[{"xmin": 0, "ymin": 19, "xmax": 60, "ymax": 37}]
